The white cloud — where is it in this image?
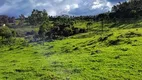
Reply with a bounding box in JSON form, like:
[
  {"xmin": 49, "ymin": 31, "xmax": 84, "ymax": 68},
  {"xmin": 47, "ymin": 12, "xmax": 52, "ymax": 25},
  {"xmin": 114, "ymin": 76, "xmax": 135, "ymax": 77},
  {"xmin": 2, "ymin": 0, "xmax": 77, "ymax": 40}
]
[
  {"xmin": 64, "ymin": 5, "xmax": 70, "ymax": 12},
  {"xmin": 64, "ymin": 4, "xmax": 79, "ymax": 12},
  {"xmin": 0, "ymin": 4, "xmax": 11, "ymax": 14},
  {"xmin": 36, "ymin": 3, "xmax": 49, "ymax": 7},
  {"xmin": 48, "ymin": 10, "xmax": 57, "ymax": 16},
  {"xmin": 54, "ymin": 0, "xmax": 63, "ymax": 3},
  {"xmin": 0, "ymin": 0, "xmax": 116, "ymax": 16},
  {"xmin": 72, "ymin": 4, "xmax": 79, "ymax": 9},
  {"xmin": 106, "ymin": 2, "xmax": 113, "ymax": 10},
  {"xmin": 91, "ymin": 0, "xmax": 112, "ymax": 11}
]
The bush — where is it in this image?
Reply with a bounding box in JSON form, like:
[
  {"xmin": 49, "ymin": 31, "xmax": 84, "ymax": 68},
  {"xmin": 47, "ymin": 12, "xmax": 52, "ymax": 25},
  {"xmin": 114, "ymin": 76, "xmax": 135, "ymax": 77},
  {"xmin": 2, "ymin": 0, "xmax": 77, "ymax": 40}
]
[
  {"xmin": 0, "ymin": 26, "xmax": 12, "ymax": 39},
  {"xmin": 107, "ymin": 39, "xmax": 121, "ymax": 45},
  {"xmin": 98, "ymin": 36, "xmax": 108, "ymax": 42},
  {"xmin": 63, "ymin": 27, "xmax": 73, "ymax": 36},
  {"xmin": 98, "ymin": 33, "xmax": 113, "ymax": 42},
  {"xmin": 125, "ymin": 32, "xmax": 142, "ymax": 38}
]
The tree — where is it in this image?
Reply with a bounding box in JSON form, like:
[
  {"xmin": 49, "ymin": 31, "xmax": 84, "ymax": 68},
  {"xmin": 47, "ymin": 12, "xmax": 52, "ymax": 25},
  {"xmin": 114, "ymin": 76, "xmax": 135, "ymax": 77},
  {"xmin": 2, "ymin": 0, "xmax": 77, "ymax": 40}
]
[
  {"xmin": 0, "ymin": 26, "xmax": 12, "ymax": 39},
  {"xmin": 42, "ymin": 9, "xmax": 49, "ymax": 22},
  {"xmin": 18, "ymin": 14, "xmax": 25, "ymax": 26},
  {"xmin": 110, "ymin": 0, "xmax": 142, "ymax": 21},
  {"xmin": 28, "ymin": 9, "xmax": 49, "ymax": 26},
  {"xmin": 96, "ymin": 13, "xmax": 107, "ymax": 35},
  {"xmin": 8, "ymin": 17, "xmax": 15, "ymax": 23},
  {"xmin": 0, "ymin": 15, "xmax": 8, "ymax": 26},
  {"xmin": 86, "ymin": 22, "xmax": 93, "ymax": 30},
  {"xmin": 38, "ymin": 21, "xmax": 51, "ymax": 40}
]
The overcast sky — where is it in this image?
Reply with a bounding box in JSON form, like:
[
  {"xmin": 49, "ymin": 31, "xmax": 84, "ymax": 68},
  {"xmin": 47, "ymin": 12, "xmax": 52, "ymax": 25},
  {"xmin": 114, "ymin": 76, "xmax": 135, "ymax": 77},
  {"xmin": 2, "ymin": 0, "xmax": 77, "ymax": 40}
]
[{"xmin": 0, "ymin": 0, "xmax": 126, "ymax": 17}]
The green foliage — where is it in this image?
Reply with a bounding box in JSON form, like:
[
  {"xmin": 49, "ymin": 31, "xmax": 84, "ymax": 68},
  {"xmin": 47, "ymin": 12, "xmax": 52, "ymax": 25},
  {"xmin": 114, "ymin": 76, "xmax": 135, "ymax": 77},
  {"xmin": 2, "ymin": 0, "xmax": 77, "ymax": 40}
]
[
  {"xmin": 1, "ymin": 5, "xmax": 142, "ymax": 80},
  {"xmin": 11, "ymin": 30, "xmax": 17, "ymax": 37},
  {"xmin": 0, "ymin": 15, "xmax": 9, "ymax": 25},
  {"xmin": 0, "ymin": 26, "xmax": 12, "ymax": 39},
  {"xmin": 0, "ymin": 24, "xmax": 142, "ymax": 79},
  {"xmin": 0, "ymin": 26, "xmax": 17, "ymax": 46},
  {"xmin": 38, "ymin": 21, "xmax": 51, "ymax": 40},
  {"xmin": 28, "ymin": 9, "xmax": 49, "ymax": 26},
  {"xmin": 86, "ymin": 22, "xmax": 93, "ymax": 30},
  {"xmin": 37, "ymin": 17, "xmax": 87, "ymax": 40},
  {"xmin": 64, "ymin": 27, "xmax": 73, "ymax": 36},
  {"xmin": 111, "ymin": 0, "xmax": 142, "ymax": 20}
]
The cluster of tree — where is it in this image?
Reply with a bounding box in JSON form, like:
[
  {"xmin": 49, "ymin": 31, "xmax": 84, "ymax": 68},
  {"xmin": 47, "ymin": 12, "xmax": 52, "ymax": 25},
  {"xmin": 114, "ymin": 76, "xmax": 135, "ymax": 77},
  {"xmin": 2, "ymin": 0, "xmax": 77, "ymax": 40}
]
[
  {"xmin": 27, "ymin": 9, "xmax": 87, "ymax": 40},
  {"xmin": 73, "ymin": 0, "xmax": 142, "ymax": 24},
  {"xmin": 1, "ymin": 0, "xmax": 142, "ymax": 43},
  {"xmin": 51, "ymin": 19, "xmax": 86, "ymax": 38},
  {"xmin": 18, "ymin": 14, "xmax": 25, "ymax": 26},
  {"xmin": 0, "ymin": 26, "xmax": 16, "ymax": 40},
  {"xmin": 0, "ymin": 15, "xmax": 15, "ymax": 26},
  {"xmin": 111, "ymin": 0, "xmax": 142, "ymax": 19},
  {"xmin": 94, "ymin": 0, "xmax": 142, "ymax": 23},
  {"xmin": 38, "ymin": 17, "xmax": 86, "ymax": 40},
  {"xmin": 49, "ymin": 15, "xmax": 95, "ymax": 22},
  {"xmin": 28, "ymin": 9, "xmax": 49, "ymax": 26},
  {"xmin": 58, "ymin": 0, "xmax": 142, "ymax": 23}
]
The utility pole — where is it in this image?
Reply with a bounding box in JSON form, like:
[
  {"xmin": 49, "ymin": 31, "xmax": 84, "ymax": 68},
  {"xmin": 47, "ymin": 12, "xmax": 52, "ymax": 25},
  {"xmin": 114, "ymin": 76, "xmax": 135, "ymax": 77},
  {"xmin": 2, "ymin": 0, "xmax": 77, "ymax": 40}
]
[{"xmin": 101, "ymin": 19, "xmax": 104, "ymax": 35}]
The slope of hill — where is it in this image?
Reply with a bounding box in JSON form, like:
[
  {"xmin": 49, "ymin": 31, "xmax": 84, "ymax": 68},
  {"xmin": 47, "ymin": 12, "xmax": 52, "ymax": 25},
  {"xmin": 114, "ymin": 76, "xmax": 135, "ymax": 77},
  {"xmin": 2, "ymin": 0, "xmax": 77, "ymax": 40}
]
[{"xmin": 0, "ymin": 23, "xmax": 142, "ymax": 80}]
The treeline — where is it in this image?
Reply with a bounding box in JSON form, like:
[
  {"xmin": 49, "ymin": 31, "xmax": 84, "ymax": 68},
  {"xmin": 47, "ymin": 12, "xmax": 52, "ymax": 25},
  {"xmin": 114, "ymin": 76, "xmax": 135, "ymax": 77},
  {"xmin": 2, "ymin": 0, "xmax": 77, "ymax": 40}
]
[
  {"xmin": 0, "ymin": 15, "xmax": 15, "ymax": 26},
  {"xmin": 95, "ymin": 0, "xmax": 142, "ymax": 23},
  {"xmin": 1, "ymin": 0, "xmax": 142, "ymax": 26},
  {"xmin": 1, "ymin": 0, "xmax": 142, "ymax": 42},
  {"xmin": 27, "ymin": 9, "xmax": 86, "ymax": 40},
  {"xmin": 26, "ymin": 0, "xmax": 142, "ymax": 41},
  {"xmin": 50, "ymin": 0, "xmax": 142, "ymax": 22},
  {"xmin": 112, "ymin": 0, "xmax": 142, "ymax": 19}
]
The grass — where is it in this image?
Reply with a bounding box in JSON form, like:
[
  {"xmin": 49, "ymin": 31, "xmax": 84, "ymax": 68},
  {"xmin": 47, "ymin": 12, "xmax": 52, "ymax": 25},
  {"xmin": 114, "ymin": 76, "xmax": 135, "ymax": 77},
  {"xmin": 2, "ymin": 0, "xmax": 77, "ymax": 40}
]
[{"xmin": 0, "ymin": 23, "xmax": 142, "ymax": 79}]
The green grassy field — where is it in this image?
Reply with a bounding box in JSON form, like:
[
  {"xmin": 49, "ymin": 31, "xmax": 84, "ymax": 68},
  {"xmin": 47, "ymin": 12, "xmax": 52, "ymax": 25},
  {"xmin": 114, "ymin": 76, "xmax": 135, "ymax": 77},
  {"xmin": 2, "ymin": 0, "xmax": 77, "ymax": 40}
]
[{"xmin": 0, "ymin": 23, "xmax": 142, "ymax": 80}]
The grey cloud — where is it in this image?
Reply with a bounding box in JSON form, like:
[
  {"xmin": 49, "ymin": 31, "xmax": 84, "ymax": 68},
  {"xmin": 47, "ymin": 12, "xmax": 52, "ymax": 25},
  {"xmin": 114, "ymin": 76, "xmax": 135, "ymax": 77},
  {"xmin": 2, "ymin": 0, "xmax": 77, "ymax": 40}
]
[{"xmin": 0, "ymin": 0, "xmax": 125, "ymax": 17}]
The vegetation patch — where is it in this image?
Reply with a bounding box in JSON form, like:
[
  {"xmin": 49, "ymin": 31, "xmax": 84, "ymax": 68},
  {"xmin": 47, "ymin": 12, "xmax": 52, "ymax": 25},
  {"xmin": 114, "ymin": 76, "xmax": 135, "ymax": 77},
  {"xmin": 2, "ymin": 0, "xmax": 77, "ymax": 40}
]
[
  {"xmin": 72, "ymin": 68, "xmax": 82, "ymax": 73},
  {"xmin": 44, "ymin": 51, "xmax": 55, "ymax": 57},
  {"xmin": 118, "ymin": 31, "xmax": 142, "ymax": 38},
  {"xmin": 107, "ymin": 38, "xmax": 122, "ymax": 46},
  {"xmin": 98, "ymin": 33, "xmax": 113, "ymax": 42},
  {"xmin": 0, "ymin": 1, "xmax": 142, "ymax": 79}
]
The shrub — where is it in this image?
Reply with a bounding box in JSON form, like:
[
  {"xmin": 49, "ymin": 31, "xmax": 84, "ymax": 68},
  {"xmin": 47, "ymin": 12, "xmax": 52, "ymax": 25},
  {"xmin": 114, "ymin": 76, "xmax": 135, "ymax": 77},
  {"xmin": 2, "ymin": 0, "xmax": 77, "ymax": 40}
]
[
  {"xmin": 107, "ymin": 39, "xmax": 121, "ymax": 45},
  {"xmin": 9, "ymin": 47, "xmax": 14, "ymax": 51},
  {"xmin": 98, "ymin": 33, "xmax": 113, "ymax": 42},
  {"xmin": 63, "ymin": 27, "xmax": 73, "ymax": 36},
  {"xmin": 98, "ymin": 36, "xmax": 108, "ymax": 42},
  {"xmin": 125, "ymin": 32, "xmax": 142, "ymax": 38},
  {"xmin": 0, "ymin": 26, "xmax": 12, "ymax": 39}
]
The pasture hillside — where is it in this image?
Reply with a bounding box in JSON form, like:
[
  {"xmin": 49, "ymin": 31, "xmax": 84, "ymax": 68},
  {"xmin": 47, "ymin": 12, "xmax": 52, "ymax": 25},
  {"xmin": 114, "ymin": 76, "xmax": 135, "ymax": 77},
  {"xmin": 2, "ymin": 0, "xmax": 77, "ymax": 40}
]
[{"xmin": 0, "ymin": 23, "xmax": 142, "ymax": 80}]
